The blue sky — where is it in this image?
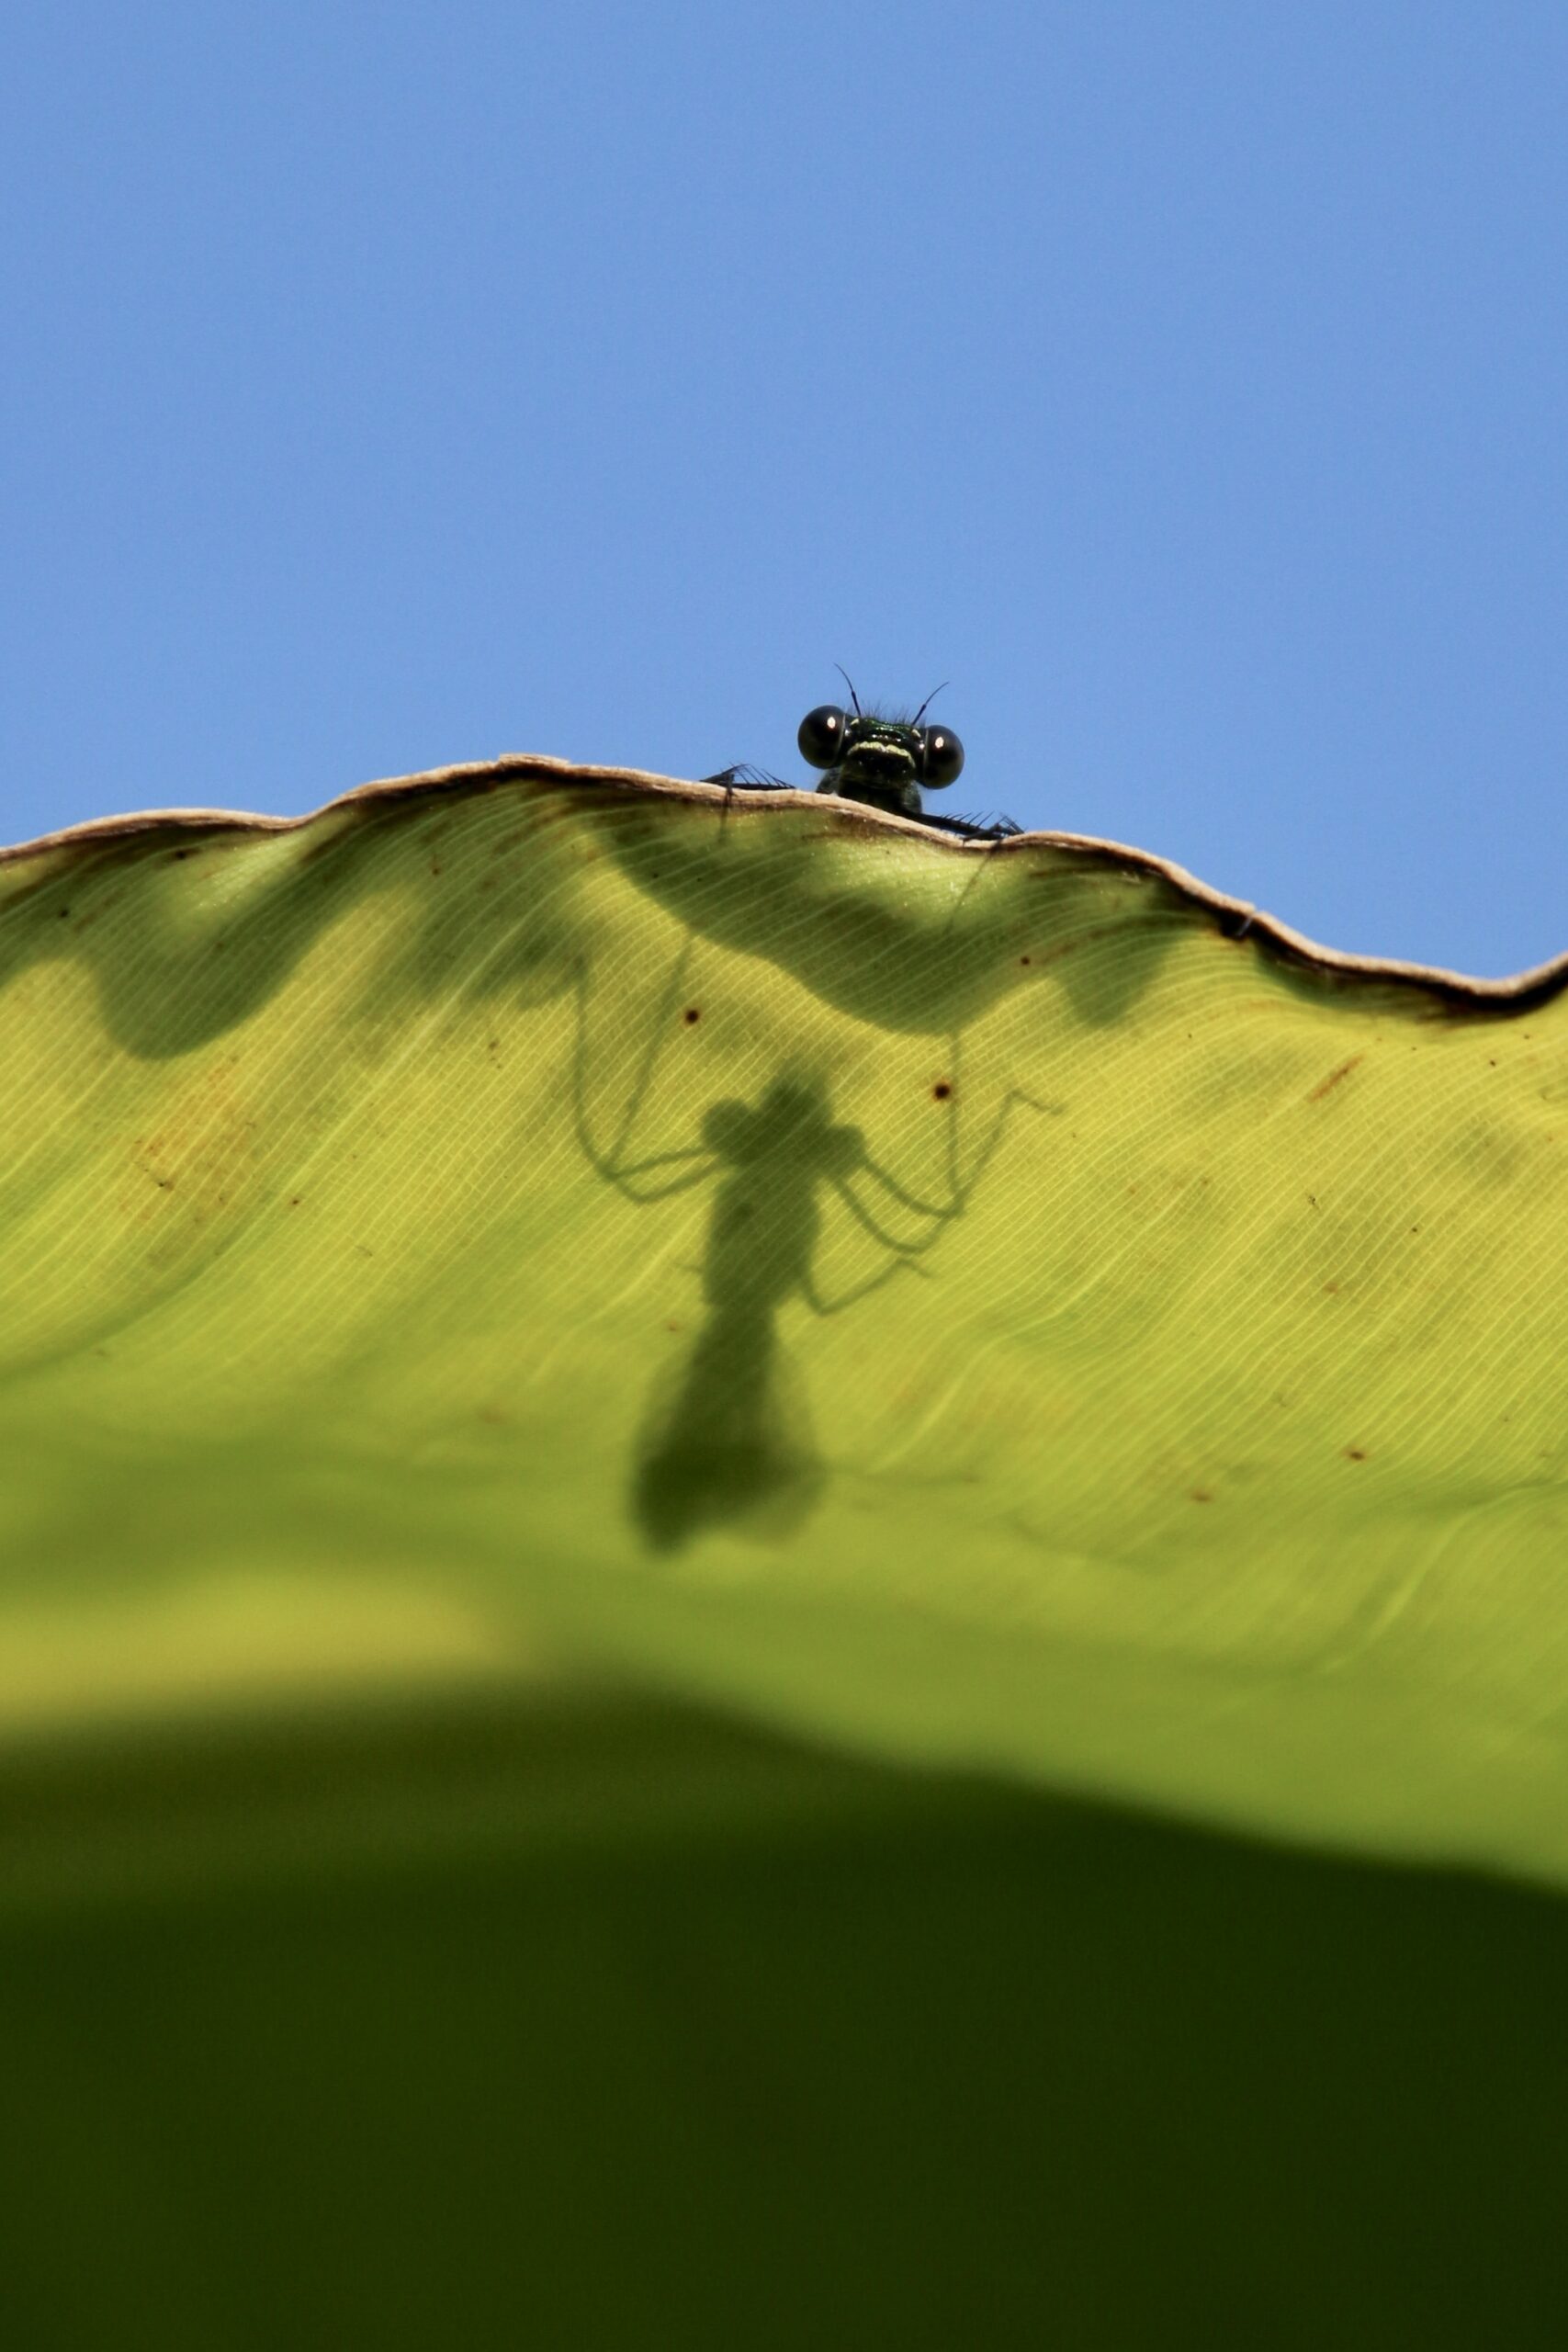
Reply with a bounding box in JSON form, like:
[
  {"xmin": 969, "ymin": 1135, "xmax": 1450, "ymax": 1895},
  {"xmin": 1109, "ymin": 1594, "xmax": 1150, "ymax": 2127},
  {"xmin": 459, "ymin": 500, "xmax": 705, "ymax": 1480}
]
[{"xmin": 4, "ymin": 3, "xmax": 1565, "ymax": 976}]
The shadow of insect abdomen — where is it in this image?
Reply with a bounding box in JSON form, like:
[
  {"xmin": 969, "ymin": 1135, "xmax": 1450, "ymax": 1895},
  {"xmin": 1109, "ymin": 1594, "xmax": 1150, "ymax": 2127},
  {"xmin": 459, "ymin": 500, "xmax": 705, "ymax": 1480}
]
[{"xmin": 634, "ymin": 1080, "xmax": 864, "ymax": 1549}]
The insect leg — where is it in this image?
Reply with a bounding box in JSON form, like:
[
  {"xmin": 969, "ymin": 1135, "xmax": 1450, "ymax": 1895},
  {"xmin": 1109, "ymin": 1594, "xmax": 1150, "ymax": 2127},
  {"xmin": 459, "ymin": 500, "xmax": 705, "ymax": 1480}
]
[
  {"xmin": 919, "ymin": 810, "xmax": 1022, "ymax": 841},
  {"xmin": 701, "ymin": 765, "xmax": 789, "ymax": 791}
]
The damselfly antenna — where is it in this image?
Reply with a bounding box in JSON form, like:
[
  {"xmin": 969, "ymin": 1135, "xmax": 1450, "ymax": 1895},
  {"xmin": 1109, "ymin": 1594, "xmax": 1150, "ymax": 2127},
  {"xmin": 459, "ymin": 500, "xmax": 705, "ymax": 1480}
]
[
  {"xmin": 833, "ymin": 663, "xmax": 863, "ymax": 718},
  {"xmin": 909, "ymin": 682, "xmax": 949, "ymax": 730}
]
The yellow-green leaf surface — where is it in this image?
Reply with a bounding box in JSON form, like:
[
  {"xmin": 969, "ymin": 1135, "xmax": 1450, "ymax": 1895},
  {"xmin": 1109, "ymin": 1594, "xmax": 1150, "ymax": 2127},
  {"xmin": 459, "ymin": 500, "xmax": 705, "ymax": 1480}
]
[{"xmin": 5, "ymin": 756, "xmax": 1567, "ymax": 1883}]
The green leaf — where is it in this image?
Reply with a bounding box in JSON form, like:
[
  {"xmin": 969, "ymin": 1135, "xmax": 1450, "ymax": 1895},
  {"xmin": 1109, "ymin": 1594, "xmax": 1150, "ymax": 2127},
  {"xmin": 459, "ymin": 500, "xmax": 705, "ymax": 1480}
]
[
  {"xmin": 3, "ymin": 758, "xmax": 1566, "ymax": 1883},
  {"xmin": 6, "ymin": 1689, "xmax": 1568, "ymax": 2350}
]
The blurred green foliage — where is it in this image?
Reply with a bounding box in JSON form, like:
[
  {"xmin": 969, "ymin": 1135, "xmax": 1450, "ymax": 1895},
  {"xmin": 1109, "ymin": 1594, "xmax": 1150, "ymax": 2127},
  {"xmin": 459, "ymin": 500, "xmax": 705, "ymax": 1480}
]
[{"xmin": 5, "ymin": 1690, "xmax": 1568, "ymax": 2349}]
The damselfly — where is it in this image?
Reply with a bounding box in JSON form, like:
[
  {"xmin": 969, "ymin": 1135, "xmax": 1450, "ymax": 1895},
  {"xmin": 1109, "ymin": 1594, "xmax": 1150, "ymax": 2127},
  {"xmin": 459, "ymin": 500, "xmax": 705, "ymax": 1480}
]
[{"xmin": 705, "ymin": 672, "xmax": 1019, "ymax": 839}]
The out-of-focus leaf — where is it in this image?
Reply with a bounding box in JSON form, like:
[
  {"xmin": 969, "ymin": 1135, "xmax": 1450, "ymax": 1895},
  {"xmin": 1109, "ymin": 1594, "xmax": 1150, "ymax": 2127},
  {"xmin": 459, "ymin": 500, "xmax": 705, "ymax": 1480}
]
[{"xmin": 5, "ymin": 1690, "xmax": 1568, "ymax": 2352}]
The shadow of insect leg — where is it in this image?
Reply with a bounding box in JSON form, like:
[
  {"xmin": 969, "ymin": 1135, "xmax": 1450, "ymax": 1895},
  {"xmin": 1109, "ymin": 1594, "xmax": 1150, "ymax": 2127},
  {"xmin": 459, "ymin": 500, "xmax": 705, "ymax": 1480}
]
[
  {"xmin": 799, "ymin": 1251, "xmax": 924, "ymax": 1317},
  {"xmin": 570, "ymin": 946, "xmax": 720, "ymax": 1202},
  {"xmin": 825, "ymin": 1175, "xmax": 951, "ymax": 1261},
  {"xmin": 871, "ymin": 1041, "xmax": 1057, "ymax": 1217}
]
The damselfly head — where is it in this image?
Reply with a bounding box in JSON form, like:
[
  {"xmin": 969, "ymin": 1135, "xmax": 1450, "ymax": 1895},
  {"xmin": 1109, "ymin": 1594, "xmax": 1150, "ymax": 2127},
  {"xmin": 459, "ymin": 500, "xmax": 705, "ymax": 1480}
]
[{"xmin": 797, "ymin": 673, "xmax": 964, "ymax": 800}]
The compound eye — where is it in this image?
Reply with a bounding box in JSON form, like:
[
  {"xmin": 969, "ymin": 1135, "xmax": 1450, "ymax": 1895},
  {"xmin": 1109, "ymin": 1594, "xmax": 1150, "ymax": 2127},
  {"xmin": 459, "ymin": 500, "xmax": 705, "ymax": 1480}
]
[
  {"xmin": 919, "ymin": 726, "xmax": 964, "ymax": 788},
  {"xmin": 798, "ymin": 704, "xmax": 849, "ymax": 768}
]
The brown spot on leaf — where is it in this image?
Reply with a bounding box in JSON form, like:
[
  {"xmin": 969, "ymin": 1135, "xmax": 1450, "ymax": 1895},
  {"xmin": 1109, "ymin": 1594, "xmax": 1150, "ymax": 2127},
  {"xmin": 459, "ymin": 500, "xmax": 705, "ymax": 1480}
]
[
  {"xmin": 682, "ymin": 1007, "xmax": 701, "ymax": 1024},
  {"xmin": 1190, "ymin": 1487, "xmax": 1213, "ymax": 1504},
  {"xmin": 1344, "ymin": 1446, "xmax": 1368, "ymax": 1462},
  {"xmin": 932, "ymin": 1080, "xmax": 953, "ymax": 1102},
  {"xmin": 118, "ymin": 1060, "xmax": 265, "ymax": 1250},
  {"xmin": 1307, "ymin": 1055, "xmax": 1364, "ymax": 1102}
]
